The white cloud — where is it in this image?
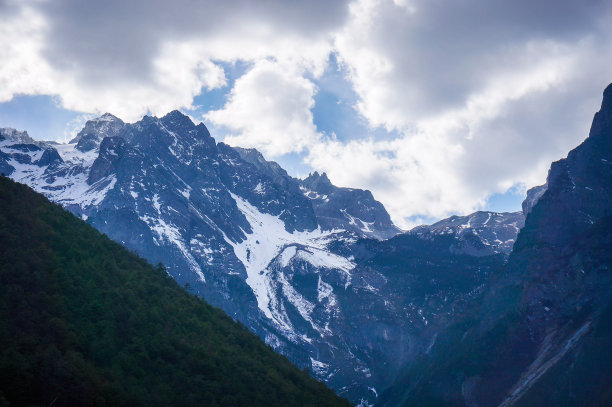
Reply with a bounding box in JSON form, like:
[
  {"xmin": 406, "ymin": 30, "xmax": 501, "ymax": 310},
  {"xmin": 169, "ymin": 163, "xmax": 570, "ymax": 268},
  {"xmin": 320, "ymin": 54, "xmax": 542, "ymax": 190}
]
[
  {"xmin": 318, "ymin": 0, "xmax": 612, "ymax": 226},
  {"xmin": 205, "ymin": 59, "xmax": 321, "ymax": 157},
  {"xmin": 0, "ymin": 3, "xmax": 55, "ymax": 101},
  {"xmin": 307, "ymin": 133, "xmax": 472, "ymax": 229},
  {"xmin": 0, "ymin": 0, "xmax": 345, "ymax": 121}
]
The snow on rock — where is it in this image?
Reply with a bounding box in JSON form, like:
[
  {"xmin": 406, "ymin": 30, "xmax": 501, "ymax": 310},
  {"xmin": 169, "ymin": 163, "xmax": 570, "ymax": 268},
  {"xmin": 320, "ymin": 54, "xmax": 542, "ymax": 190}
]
[
  {"xmin": 317, "ymin": 274, "xmax": 337, "ymax": 305},
  {"xmin": 310, "ymin": 357, "xmax": 330, "ymax": 376},
  {"xmin": 227, "ymin": 192, "xmax": 354, "ymax": 329},
  {"xmin": 140, "ymin": 213, "xmax": 205, "ymax": 282},
  {"xmin": 253, "ymin": 182, "xmax": 265, "ymax": 194},
  {"xmin": 7, "ymin": 143, "xmax": 115, "ymax": 209},
  {"xmin": 278, "ymin": 246, "xmax": 297, "ymax": 267}
]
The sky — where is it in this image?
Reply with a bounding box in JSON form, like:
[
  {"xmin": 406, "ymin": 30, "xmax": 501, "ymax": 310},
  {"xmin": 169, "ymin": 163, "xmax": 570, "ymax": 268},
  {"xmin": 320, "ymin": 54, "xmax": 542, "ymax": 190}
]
[{"xmin": 1, "ymin": 0, "xmax": 611, "ymax": 228}]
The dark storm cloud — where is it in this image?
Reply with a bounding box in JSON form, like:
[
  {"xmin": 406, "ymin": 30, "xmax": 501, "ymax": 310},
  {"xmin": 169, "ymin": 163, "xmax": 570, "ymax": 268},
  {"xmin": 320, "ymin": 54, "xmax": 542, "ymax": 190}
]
[
  {"xmin": 38, "ymin": 0, "xmax": 350, "ymax": 84},
  {"xmin": 341, "ymin": 0, "xmax": 611, "ymax": 119}
]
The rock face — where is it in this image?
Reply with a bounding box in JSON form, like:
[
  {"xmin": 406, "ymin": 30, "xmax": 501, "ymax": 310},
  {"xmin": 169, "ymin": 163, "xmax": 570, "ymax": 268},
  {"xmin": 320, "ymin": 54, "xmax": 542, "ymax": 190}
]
[
  {"xmin": 301, "ymin": 171, "xmax": 402, "ymax": 240},
  {"xmin": 233, "ymin": 146, "xmax": 294, "ymax": 189},
  {"xmin": 0, "ymin": 110, "xmax": 539, "ymax": 405},
  {"xmin": 521, "ymin": 183, "xmax": 547, "ymax": 215},
  {"xmin": 70, "ymin": 113, "xmax": 125, "ymax": 152},
  {"xmin": 379, "ymin": 84, "xmax": 612, "ymax": 407}
]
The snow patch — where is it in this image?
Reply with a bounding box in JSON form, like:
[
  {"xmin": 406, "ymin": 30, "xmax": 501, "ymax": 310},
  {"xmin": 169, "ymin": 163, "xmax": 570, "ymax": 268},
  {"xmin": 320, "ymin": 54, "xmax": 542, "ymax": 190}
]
[
  {"xmin": 310, "ymin": 357, "xmax": 330, "ymax": 376},
  {"xmin": 152, "ymin": 194, "xmax": 161, "ymax": 214},
  {"xmin": 278, "ymin": 246, "xmax": 297, "ymax": 267},
  {"xmin": 226, "ymin": 192, "xmax": 354, "ymax": 329},
  {"xmin": 253, "ymin": 182, "xmax": 265, "ymax": 194},
  {"xmin": 8, "ymin": 152, "xmax": 116, "ymax": 209}
]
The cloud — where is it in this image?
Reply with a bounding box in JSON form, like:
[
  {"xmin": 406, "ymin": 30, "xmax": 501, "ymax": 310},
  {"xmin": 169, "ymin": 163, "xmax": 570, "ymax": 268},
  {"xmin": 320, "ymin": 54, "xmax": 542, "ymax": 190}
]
[
  {"xmin": 335, "ymin": 0, "xmax": 609, "ymax": 129},
  {"xmin": 205, "ymin": 59, "xmax": 321, "ymax": 157},
  {"xmin": 1, "ymin": 0, "xmax": 349, "ymax": 121},
  {"xmin": 317, "ymin": 0, "xmax": 612, "ymax": 227},
  {"xmin": 0, "ymin": 2, "xmax": 55, "ymax": 102}
]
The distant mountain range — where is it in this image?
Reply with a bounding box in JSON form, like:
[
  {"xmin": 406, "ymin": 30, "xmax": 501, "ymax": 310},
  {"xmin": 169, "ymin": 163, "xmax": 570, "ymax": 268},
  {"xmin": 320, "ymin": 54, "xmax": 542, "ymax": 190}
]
[{"xmin": 1, "ymin": 83, "xmax": 609, "ymax": 406}]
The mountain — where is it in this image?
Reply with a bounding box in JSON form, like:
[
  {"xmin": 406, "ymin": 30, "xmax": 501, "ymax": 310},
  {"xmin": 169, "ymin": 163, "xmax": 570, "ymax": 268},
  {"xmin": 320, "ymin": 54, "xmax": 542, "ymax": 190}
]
[
  {"xmin": 0, "ymin": 176, "xmax": 350, "ymax": 407},
  {"xmin": 0, "ymin": 109, "xmax": 529, "ymax": 405},
  {"xmin": 378, "ymin": 84, "xmax": 612, "ymax": 406},
  {"xmin": 300, "ymin": 171, "xmax": 401, "ymax": 240},
  {"xmin": 410, "ymin": 211, "xmax": 524, "ymax": 255},
  {"xmin": 70, "ymin": 113, "xmax": 125, "ymax": 152},
  {"xmin": 521, "ymin": 183, "xmax": 547, "ymax": 215},
  {"xmin": 0, "ymin": 112, "xmax": 399, "ymax": 403},
  {"xmin": 233, "ymin": 147, "xmax": 401, "ymax": 240}
]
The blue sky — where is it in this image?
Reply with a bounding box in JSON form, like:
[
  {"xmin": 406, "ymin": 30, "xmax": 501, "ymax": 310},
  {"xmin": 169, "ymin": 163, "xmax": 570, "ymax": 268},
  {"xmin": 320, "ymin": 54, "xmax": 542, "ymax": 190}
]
[
  {"xmin": 0, "ymin": 95, "xmax": 85, "ymax": 143},
  {"xmin": 1, "ymin": 0, "xmax": 610, "ymax": 227}
]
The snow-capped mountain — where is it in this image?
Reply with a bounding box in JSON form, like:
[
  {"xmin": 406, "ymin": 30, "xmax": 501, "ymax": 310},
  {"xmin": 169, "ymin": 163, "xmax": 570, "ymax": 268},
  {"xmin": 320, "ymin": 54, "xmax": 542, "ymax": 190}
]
[
  {"xmin": 300, "ymin": 171, "xmax": 401, "ymax": 240},
  {"xmin": 70, "ymin": 113, "xmax": 126, "ymax": 152},
  {"xmin": 410, "ymin": 211, "xmax": 525, "ymax": 255},
  {"xmin": 1, "ymin": 112, "xmax": 521, "ymax": 405},
  {"xmin": 234, "ymin": 147, "xmax": 401, "ymax": 240}
]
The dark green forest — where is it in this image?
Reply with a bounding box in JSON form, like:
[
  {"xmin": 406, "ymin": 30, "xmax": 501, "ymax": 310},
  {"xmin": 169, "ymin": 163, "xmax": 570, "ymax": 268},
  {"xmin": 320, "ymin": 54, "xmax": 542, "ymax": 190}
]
[{"xmin": 0, "ymin": 176, "xmax": 351, "ymax": 407}]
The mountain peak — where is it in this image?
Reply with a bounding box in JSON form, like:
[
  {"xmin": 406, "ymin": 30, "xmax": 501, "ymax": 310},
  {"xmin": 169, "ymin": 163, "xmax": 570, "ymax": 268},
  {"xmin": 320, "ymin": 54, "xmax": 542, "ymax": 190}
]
[
  {"xmin": 0, "ymin": 128, "xmax": 36, "ymax": 144},
  {"xmin": 302, "ymin": 171, "xmax": 334, "ymax": 196},
  {"xmin": 70, "ymin": 113, "xmax": 125, "ymax": 152},
  {"xmin": 602, "ymin": 82, "xmax": 612, "ymax": 110},
  {"xmin": 98, "ymin": 112, "xmax": 122, "ymax": 122},
  {"xmin": 161, "ymin": 109, "xmax": 193, "ymax": 125},
  {"xmin": 305, "ymin": 171, "xmax": 331, "ymax": 184}
]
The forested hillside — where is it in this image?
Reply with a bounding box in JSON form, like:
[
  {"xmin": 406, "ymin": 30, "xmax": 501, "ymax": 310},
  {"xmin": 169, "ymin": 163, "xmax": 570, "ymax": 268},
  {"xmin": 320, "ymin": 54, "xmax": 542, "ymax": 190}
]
[{"xmin": 0, "ymin": 176, "xmax": 351, "ymax": 407}]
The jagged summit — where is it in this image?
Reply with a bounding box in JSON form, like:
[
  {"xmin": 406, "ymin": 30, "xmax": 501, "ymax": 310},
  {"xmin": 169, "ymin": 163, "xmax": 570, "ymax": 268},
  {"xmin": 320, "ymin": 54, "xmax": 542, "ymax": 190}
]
[
  {"xmin": 70, "ymin": 113, "xmax": 125, "ymax": 152},
  {"xmin": 303, "ymin": 171, "xmax": 333, "ymax": 190},
  {"xmin": 0, "ymin": 127, "xmax": 37, "ymax": 145},
  {"xmin": 233, "ymin": 146, "xmax": 292, "ymax": 188},
  {"xmin": 305, "ymin": 170, "xmax": 330, "ymax": 181},
  {"xmin": 162, "ymin": 109, "xmax": 191, "ymax": 121},
  {"xmin": 160, "ymin": 110, "xmax": 200, "ymax": 131},
  {"xmin": 124, "ymin": 111, "xmax": 215, "ymax": 152},
  {"xmin": 98, "ymin": 112, "xmax": 121, "ymax": 121}
]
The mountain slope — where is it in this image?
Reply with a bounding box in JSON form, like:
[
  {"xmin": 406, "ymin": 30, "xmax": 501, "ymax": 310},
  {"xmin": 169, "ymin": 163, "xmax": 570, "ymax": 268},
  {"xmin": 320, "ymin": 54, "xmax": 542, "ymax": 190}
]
[
  {"xmin": 378, "ymin": 83, "xmax": 612, "ymax": 406},
  {"xmin": 0, "ymin": 176, "xmax": 351, "ymax": 407}
]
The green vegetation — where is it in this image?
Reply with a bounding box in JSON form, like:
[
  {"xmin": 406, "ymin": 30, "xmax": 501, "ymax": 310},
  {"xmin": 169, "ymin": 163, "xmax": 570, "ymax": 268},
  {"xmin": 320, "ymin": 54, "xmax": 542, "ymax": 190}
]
[{"xmin": 0, "ymin": 177, "xmax": 351, "ymax": 407}]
